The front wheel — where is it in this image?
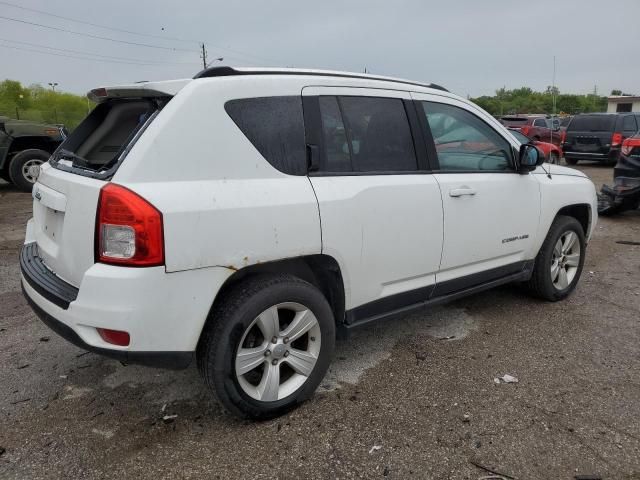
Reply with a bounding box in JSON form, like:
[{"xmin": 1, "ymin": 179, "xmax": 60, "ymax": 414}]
[
  {"xmin": 565, "ymin": 157, "xmax": 578, "ymax": 165},
  {"xmin": 198, "ymin": 274, "xmax": 335, "ymax": 419},
  {"xmin": 8, "ymin": 149, "xmax": 50, "ymax": 192},
  {"xmin": 527, "ymin": 215, "xmax": 586, "ymax": 301}
]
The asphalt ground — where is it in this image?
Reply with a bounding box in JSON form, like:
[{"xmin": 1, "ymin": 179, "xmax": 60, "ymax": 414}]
[{"xmin": 1, "ymin": 163, "xmax": 639, "ymax": 479}]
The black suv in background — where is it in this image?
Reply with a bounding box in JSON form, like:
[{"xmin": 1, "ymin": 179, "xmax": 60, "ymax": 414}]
[{"xmin": 562, "ymin": 113, "xmax": 640, "ymax": 165}]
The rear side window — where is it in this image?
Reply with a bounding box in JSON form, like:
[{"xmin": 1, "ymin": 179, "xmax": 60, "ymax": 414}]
[
  {"xmin": 622, "ymin": 115, "xmax": 637, "ymax": 134},
  {"xmin": 533, "ymin": 118, "xmax": 547, "ymax": 127},
  {"xmin": 225, "ymin": 96, "xmax": 306, "ymax": 175},
  {"xmin": 318, "ymin": 96, "xmax": 418, "ymax": 173},
  {"xmin": 568, "ymin": 115, "xmax": 616, "ymax": 132}
]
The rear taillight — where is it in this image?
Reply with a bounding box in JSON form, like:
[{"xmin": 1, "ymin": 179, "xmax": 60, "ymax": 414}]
[
  {"xmin": 560, "ymin": 130, "xmax": 566, "ymax": 144},
  {"xmin": 521, "ymin": 126, "xmax": 531, "ymax": 136},
  {"xmin": 97, "ymin": 328, "xmax": 130, "ymax": 346},
  {"xmin": 611, "ymin": 132, "xmax": 623, "ymax": 147},
  {"xmin": 96, "ymin": 184, "xmax": 164, "ymax": 267},
  {"xmin": 622, "ymin": 137, "xmax": 640, "ymax": 156}
]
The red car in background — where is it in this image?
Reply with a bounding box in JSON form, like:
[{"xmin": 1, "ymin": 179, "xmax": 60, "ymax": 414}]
[
  {"xmin": 508, "ymin": 128, "xmax": 562, "ymax": 164},
  {"xmin": 500, "ymin": 115, "xmax": 561, "ymax": 145}
]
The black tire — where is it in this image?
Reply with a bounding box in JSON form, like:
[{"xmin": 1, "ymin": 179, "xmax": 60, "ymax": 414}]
[
  {"xmin": 8, "ymin": 149, "xmax": 49, "ymax": 192},
  {"xmin": 565, "ymin": 157, "xmax": 578, "ymax": 165},
  {"xmin": 527, "ymin": 215, "xmax": 586, "ymax": 301},
  {"xmin": 197, "ymin": 274, "xmax": 335, "ymax": 419}
]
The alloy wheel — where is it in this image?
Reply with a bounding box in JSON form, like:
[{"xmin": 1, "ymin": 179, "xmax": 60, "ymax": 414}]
[
  {"xmin": 21, "ymin": 158, "xmax": 43, "ymax": 184},
  {"xmin": 550, "ymin": 230, "xmax": 581, "ymax": 290},
  {"xmin": 235, "ymin": 302, "xmax": 321, "ymax": 402}
]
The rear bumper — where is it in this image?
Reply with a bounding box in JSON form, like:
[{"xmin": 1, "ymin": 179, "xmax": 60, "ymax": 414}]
[
  {"xmin": 563, "ymin": 149, "xmax": 617, "ymax": 162},
  {"xmin": 22, "ymin": 283, "xmax": 193, "ymax": 369},
  {"xmin": 20, "ymin": 242, "xmax": 234, "ymax": 369}
]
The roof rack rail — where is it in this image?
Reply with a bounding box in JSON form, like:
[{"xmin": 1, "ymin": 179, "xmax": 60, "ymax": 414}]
[{"xmin": 193, "ymin": 66, "xmax": 449, "ymax": 92}]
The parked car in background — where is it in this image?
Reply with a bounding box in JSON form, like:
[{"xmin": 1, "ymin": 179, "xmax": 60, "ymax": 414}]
[
  {"xmin": 20, "ymin": 67, "xmax": 597, "ymax": 419},
  {"xmin": 562, "ymin": 113, "xmax": 640, "ymax": 165},
  {"xmin": 598, "ymin": 133, "xmax": 640, "ymax": 215},
  {"xmin": 0, "ymin": 117, "xmax": 66, "ymax": 191},
  {"xmin": 499, "ymin": 115, "xmax": 561, "ymax": 145},
  {"xmin": 508, "ymin": 128, "xmax": 562, "ymax": 164}
]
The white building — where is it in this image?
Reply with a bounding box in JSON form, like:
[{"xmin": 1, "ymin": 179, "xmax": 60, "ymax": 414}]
[{"xmin": 607, "ymin": 95, "xmax": 640, "ymax": 113}]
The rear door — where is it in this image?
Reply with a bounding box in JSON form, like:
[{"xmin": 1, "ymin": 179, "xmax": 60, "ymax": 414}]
[
  {"xmin": 411, "ymin": 92, "xmax": 540, "ymax": 293},
  {"xmin": 302, "ymin": 86, "xmax": 443, "ymax": 316},
  {"xmin": 532, "ymin": 117, "xmax": 551, "ymax": 142}
]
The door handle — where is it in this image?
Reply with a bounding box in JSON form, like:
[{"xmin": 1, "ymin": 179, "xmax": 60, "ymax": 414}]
[{"xmin": 449, "ymin": 187, "xmax": 477, "ymax": 197}]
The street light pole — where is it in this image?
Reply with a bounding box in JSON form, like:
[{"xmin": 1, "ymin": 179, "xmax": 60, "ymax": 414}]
[{"xmin": 48, "ymin": 82, "xmax": 58, "ymax": 92}]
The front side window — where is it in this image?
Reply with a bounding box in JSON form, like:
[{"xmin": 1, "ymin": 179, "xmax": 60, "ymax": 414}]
[
  {"xmin": 420, "ymin": 102, "xmax": 512, "ymax": 171},
  {"xmin": 533, "ymin": 118, "xmax": 547, "ymax": 127},
  {"xmin": 225, "ymin": 96, "xmax": 306, "ymax": 175},
  {"xmin": 318, "ymin": 96, "xmax": 418, "ymax": 173}
]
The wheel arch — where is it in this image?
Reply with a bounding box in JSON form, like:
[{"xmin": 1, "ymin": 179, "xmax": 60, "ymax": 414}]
[
  {"xmin": 206, "ymin": 254, "xmax": 346, "ymax": 332},
  {"xmin": 7, "ymin": 136, "xmax": 59, "ymax": 157},
  {"xmin": 555, "ymin": 203, "xmax": 592, "ymax": 237}
]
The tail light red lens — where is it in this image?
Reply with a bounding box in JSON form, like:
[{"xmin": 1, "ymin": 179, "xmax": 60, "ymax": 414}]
[
  {"xmin": 96, "ymin": 183, "xmax": 164, "ymax": 267},
  {"xmin": 97, "ymin": 328, "xmax": 130, "ymax": 346},
  {"xmin": 560, "ymin": 130, "xmax": 566, "ymax": 144},
  {"xmin": 622, "ymin": 137, "xmax": 640, "ymax": 156},
  {"xmin": 520, "ymin": 126, "xmax": 531, "ymax": 136},
  {"xmin": 611, "ymin": 132, "xmax": 623, "ymax": 147}
]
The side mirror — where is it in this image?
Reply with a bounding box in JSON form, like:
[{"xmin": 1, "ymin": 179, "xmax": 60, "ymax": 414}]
[{"xmin": 518, "ymin": 144, "xmax": 544, "ymax": 173}]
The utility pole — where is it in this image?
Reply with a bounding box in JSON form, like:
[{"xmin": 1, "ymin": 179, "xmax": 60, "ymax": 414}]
[
  {"xmin": 552, "ymin": 56, "xmax": 557, "ymax": 116},
  {"xmin": 200, "ymin": 43, "xmax": 208, "ymax": 69}
]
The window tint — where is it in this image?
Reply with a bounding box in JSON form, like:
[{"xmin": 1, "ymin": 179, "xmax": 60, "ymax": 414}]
[
  {"xmin": 225, "ymin": 96, "xmax": 306, "ymax": 175},
  {"xmin": 319, "ymin": 96, "xmax": 350, "ymax": 172},
  {"xmin": 622, "ymin": 115, "xmax": 637, "ymax": 133},
  {"xmin": 533, "ymin": 118, "xmax": 547, "ymax": 127},
  {"xmin": 318, "ymin": 96, "xmax": 418, "ymax": 172},
  {"xmin": 421, "ymin": 102, "xmax": 512, "ymax": 171}
]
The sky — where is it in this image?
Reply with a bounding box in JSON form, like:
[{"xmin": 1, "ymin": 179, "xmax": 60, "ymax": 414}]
[{"xmin": 1, "ymin": 0, "xmax": 638, "ymax": 98}]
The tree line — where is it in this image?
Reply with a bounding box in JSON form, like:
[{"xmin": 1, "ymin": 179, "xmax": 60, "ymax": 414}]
[
  {"xmin": 470, "ymin": 86, "xmax": 611, "ymax": 117},
  {"xmin": 0, "ymin": 79, "xmax": 92, "ymax": 130},
  {"xmin": 0, "ymin": 79, "xmax": 625, "ymax": 130}
]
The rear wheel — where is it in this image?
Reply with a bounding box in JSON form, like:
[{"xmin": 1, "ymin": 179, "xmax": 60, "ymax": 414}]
[
  {"xmin": 8, "ymin": 149, "xmax": 49, "ymax": 192},
  {"xmin": 565, "ymin": 157, "xmax": 578, "ymax": 165},
  {"xmin": 527, "ymin": 216, "xmax": 585, "ymax": 301},
  {"xmin": 198, "ymin": 274, "xmax": 335, "ymax": 419}
]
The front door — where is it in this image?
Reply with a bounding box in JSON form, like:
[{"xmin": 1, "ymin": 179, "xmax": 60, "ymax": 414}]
[{"xmin": 411, "ymin": 93, "xmax": 541, "ymax": 295}]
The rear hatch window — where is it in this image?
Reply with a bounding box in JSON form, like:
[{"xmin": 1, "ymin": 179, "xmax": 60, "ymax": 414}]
[
  {"xmin": 568, "ymin": 115, "xmax": 616, "ymax": 132},
  {"xmin": 500, "ymin": 117, "xmax": 529, "ymax": 128},
  {"xmin": 50, "ymin": 98, "xmax": 167, "ymax": 179}
]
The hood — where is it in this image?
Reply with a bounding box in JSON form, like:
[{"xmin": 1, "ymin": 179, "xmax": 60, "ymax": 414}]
[{"xmin": 534, "ymin": 164, "xmax": 588, "ymax": 178}]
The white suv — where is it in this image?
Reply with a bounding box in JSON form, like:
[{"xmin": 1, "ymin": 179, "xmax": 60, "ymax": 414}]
[{"xmin": 21, "ymin": 67, "xmax": 597, "ymax": 419}]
